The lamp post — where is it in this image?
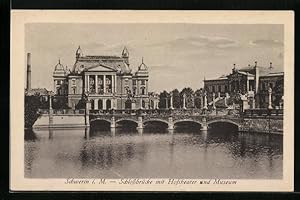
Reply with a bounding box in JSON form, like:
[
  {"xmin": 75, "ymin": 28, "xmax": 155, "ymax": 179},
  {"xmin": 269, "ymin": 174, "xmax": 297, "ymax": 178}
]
[
  {"xmin": 170, "ymin": 92, "xmax": 174, "ymax": 110},
  {"xmin": 183, "ymin": 93, "xmax": 187, "ymax": 110},
  {"xmin": 84, "ymin": 91, "xmax": 90, "ymax": 127},
  {"xmin": 268, "ymin": 87, "xmax": 273, "ymax": 110},
  {"xmin": 203, "ymin": 91, "xmax": 208, "ymax": 110}
]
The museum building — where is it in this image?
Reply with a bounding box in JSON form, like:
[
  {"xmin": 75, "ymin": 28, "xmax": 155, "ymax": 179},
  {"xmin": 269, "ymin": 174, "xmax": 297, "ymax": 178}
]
[
  {"xmin": 53, "ymin": 46, "xmax": 159, "ymax": 110},
  {"xmin": 204, "ymin": 62, "xmax": 284, "ymax": 109}
]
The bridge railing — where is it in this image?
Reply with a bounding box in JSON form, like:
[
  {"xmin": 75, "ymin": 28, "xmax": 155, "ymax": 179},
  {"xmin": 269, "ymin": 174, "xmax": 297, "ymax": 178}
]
[
  {"xmin": 87, "ymin": 108, "xmax": 241, "ymax": 117},
  {"xmin": 243, "ymin": 108, "xmax": 283, "ymax": 117},
  {"xmin": 37, "ymin": 109, "xmax": 85, "ymax": 115}
]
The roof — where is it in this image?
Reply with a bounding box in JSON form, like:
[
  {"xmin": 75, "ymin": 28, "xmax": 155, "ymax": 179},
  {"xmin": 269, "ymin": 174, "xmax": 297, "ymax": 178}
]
[
  {"xmin": 205, "ymin": 75, "xmax": 228, "ymax": 81},
  {"xmin": 73, "ymin": 55, "xmax": 132, "ymax": 75},
  {"xmin": 238, "ymin": 63, "xmax": 283, "ymax": 76},
  {"xmin": 260, "ymin": 72, "xmax": 284, "ymax": 77},
  {"xmin": 53, "ymin": 59, "xmax": 67, "ymax": 77}
]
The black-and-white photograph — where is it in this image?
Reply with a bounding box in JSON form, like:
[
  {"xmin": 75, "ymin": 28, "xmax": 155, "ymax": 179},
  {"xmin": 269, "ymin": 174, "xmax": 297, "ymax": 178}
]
[
  {"xmin": 24, "ymin": 23, "xmax": 284, "ymax": 179},
  {"xmin": 10, "ymin": 10, "xmax": 294, "ymax": 191}
]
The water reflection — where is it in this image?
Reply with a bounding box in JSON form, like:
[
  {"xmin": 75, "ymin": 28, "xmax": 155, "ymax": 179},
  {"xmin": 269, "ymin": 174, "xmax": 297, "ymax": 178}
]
[{"xmin": 24, "ymin": 126, "xmax": 283, "ymax": 179}]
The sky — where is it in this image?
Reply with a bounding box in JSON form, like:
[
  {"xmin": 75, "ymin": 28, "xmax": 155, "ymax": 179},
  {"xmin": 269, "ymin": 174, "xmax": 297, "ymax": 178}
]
[{"xmin": 25, "ymin": 23, "xmax": 283, "ymax": 92}]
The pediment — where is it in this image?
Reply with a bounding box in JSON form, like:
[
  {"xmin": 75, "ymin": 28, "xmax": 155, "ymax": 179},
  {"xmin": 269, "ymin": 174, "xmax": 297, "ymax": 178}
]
[{"xmin": 86, "ymin": 64, "xmax": 116, "ymax": 72}]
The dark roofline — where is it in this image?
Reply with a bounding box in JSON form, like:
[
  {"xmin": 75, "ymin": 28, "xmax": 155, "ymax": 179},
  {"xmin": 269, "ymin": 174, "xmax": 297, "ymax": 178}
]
[{"xmin": 259, "ymin": 72, "xmax": 284, "ymax": 78}]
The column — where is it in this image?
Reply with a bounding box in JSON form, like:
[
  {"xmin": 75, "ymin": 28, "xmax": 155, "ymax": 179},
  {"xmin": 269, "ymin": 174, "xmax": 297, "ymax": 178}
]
[
  {"xmin": 168, "ymin": 117, "xmax": 174, "ymax": 130},
  {"xmin": 84, "ymin": 75, "xmax": 87, "ymax": 93},
  {"xmin": 224, "ymin": 93, "xmax": 229, "ymax": 107},
  {"xmin": 252, "ymin": 98, "xmax": 256, "ymax": 109},
  {"xmin": 87, "ymin": 75, "xmax": 90, "ymax": 93},
  {"xmin": 183, "ymin": 94, "xmax": 186, "ymax": 109},
  {"xmin": 203, "ymin": 92, "xmax": 208, "ymax": 109},
  {"xmin": 212, "ymin": 92, "xmax": 216, "ymax": 110},
  {"xmin": 111, "ymin": 75, "xmax": 115, "ymax": 93},
  {"xmin": 140, "ymin": 98, "xmax": 143, "ymax": 109},
  {"xmin": 246, "ymin": 78, "xmax": 249, "ymax": 93},
  {"xmin": 170, "ymin": 93, "xmax": 174, "ymax": 109},
  {"xmin": 268, "ymin": 87, "xmax": 273, "ymax": 109},
  {"xmin": 114, "ymin": 75, "xmax": 117, "ymax": 93},
  {"xmin": 103, "ymin": 99, "xmax": 107, "ymax": 110},
  {"xmin": 95, "ymin": 75, "xmax": 98, "ymax": 94},
  {"xmin": 191, "ymin": 94, "xmax": 195, "ymax": 108},
  {"xmin": 103, "ymin": 75, "xmax": 106, "ymax": 94},
  {"xmin": 85, "ymin": 101, "xmax": 90, "ymax": 127},
  {"xmin": 49, "ymin": 95, "xmax": 52, "ymax": 110},
  {"xmin": 137, "ymin": 116, "xmax": 143, "ymax": 130},
  {"xmin": 49, "ymin": 95, "xmax": 53, "ymax": 127},
  {"xmin": 94, "ymin": 99, "xmax": 98, "ymax": 110},
  {"xmin": 146, "ymin": 80, "xmax": 149, "ymax": 94},
  {"xmin": 218, "ymin": 92, "xmax": 220, "ymax": 98}
]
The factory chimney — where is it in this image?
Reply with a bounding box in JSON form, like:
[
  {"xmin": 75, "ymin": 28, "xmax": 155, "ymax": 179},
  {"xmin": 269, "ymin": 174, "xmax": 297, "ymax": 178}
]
[{"xmin": 26, "ymin": 53, "xmax": 31, "ymax": 91}]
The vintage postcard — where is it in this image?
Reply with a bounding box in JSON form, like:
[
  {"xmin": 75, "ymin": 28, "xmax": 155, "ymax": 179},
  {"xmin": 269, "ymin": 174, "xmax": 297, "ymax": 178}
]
[{"xmin": 10, "ymin": 10, "xmax": 294, "ymax": 191}]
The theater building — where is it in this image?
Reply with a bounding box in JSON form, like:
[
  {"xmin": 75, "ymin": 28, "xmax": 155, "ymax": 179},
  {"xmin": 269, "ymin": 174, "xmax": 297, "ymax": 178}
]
[
  {"xmin": 204, "ymin": 62, "xmax": 284, "ymax": 109},
  {"xmin": 53, "ymin": 46, "xmax": 159, "ymax": 110}
]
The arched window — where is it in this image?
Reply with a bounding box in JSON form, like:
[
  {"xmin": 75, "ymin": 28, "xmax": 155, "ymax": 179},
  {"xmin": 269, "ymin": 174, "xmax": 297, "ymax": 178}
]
[
  {"xmin": 150, "ymin": 100, "xmax": 154, "ymax": 109},
  {"xmin": 141, "ymin": 87, "xmax": 145, "ymax": 95},
  {"xmin": 106, "ymin": 99, "xmax": 111, "ymax": 110},
  {"xmin": 90, "ymin": 99, "xmax": 94, "ymax": 110},
  {"xmin": 125, "ymin": 99, "xmax": 132, "ymax": 109}
]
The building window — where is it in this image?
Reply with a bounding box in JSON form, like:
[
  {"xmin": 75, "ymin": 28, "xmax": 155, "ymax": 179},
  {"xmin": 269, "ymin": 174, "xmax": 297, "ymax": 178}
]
[
  {"xmin": 141, "ymin": 87, "xmax": 145, "ymax": 95},
  {"xmin": 72, "ymin": 87, "xmax": 76, "ymax": 94},
  {"xmin": 218, "ymin": 85, "xmax": 221, "ymax": 92},
  {"xmin": 225, "ymin": 85, "xmax": 228, "ymax": 92},
  {"xmin": 72, "ymin": 79, "xmax": 75, "ymax": 86},
  {"xmin": 106, "ymin": 78, "xmax": 111, "ymax": 85},
  {"xmin": 212, "ymin": 85, "xmax": 215, "ymax": 93},
  {"xmin": 133, "ymin": 80, "xmax": 136, "ymax": 85},
  {"xmin": 141, "ymin": 80, "xmax": 145, "ymax": 85},
  {"xmin": 269, "ymin": 83, "xmax": 273, "ymax": 89},
  {"xmin": 124, "ymin": 78, "xmax": 129, "ymax": 85}
]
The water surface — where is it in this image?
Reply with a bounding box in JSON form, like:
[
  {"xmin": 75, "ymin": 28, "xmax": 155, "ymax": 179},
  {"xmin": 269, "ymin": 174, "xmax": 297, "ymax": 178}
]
[{"xmin": 25, "ymin": 125, "xmax": 283, "ymax": 179}]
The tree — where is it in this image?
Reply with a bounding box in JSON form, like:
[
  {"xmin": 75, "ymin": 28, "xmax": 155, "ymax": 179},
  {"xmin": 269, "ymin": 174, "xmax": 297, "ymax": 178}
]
[
  {"xmin": 25, "ymin": 95, "xmax": 42, "ymax": 128},
  {"xmin": 194, "ymin": 88, "xmax": 203, "ymax": 108},
  {"xmin": 158, "ymin": 90, "xmax": 169, "ymax": 109},
  {"xmin": 52, "ymin": 95, "xmax": 69, "ymax": 109},
  {"xmin": 180, "ymin": 87, "xmax": 194, "ymax": 108},
  {"xmin": 171, "ymin": 89, "xmax": 181, "ymax": 108},
  {"xmin": 274, "ymin": 78, "xmax": 284, "ymax": 107}
]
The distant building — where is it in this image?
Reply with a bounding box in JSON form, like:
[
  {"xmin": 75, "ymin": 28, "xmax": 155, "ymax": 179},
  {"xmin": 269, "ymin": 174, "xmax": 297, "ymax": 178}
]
[
  {"xmin": 204, "ymin": 62, "xmax": 284, "ymax": 109},
  {"xmin": 52, "ymin": 46, "xmax": 159, "ymax": 110}
]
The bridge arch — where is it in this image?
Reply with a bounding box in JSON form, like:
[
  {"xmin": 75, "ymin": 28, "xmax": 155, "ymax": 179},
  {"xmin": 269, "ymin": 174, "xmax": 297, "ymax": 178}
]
[
  {"xmin": 116, "ymin": 118, "xmax": 139, "ymax": 124},
  {"xmin": 143, "ymin": 119, "xmax": 169, "ymax": 126},
  {"xmin": 207, "ymin": 119, "xmax": 240, "ymax": 127},
  {"xmin": 174, "ymin": 119, "xmax": 203, "ymax": 127},
  {"xmin": 90, "ymin": 117, "xmax": 112, "ymax": 124},
  {"xmin": 90, "ymin": 117, "xmax": 112, "ymax": 130}
]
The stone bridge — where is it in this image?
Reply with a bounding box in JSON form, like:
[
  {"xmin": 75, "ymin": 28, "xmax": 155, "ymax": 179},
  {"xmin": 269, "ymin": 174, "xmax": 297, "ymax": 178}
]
[{"xmin": 88, "ymin": 109, "xmax": 242, "ymax": 131}]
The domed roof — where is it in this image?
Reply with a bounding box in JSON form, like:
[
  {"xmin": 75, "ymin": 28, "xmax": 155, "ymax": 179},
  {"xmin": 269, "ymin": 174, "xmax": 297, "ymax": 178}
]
[
  {"xmin": 117, "ymin": 63, "xmax": 132, "ymax": 74},
  {"xmin": 138, "ymin": 58, "xmax": 148, "ymax": 71},
  {"xmin": 53, "ymin": 59, "xmax": 66, "ymax": 77},
  {"xmin": 54, "ymin": 59, "xmax": 64, "ymax": 71}
]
